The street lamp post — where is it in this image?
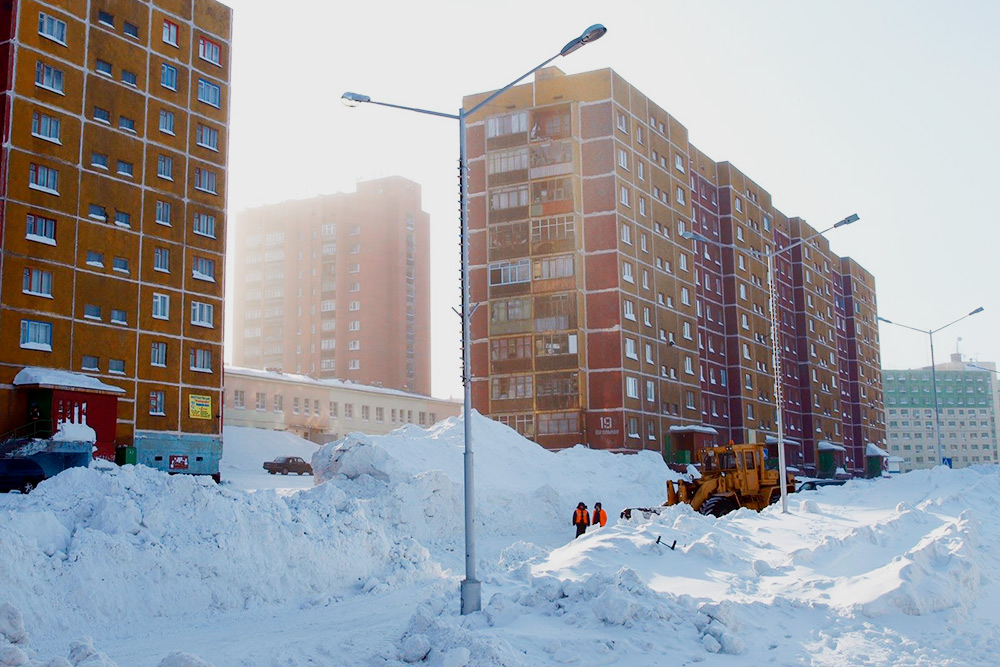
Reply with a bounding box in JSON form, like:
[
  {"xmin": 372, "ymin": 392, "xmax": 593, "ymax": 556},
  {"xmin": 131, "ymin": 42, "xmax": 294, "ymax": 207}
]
[
  {"xmin": 683, "ymin": 213, "xmax": 859, "ymax": 513},
  {"xmin": 877, "ymin": 307, "xmax": 984, "ymax": 467},
  {"xmin": 342, "ymin": 24, "xmax": 606, "ymax": 615}
]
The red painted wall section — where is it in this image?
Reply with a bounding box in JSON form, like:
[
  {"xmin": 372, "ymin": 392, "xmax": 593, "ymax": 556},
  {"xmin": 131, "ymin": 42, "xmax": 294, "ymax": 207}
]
[
  {"xmin": 470, "ymin": 340, "xmax": 489, "ymax": 380},
  {"xmin": 583, "ymin": 174, "xmax": 614, "ymax": 214},
  {"xmin": 587, "ymin": 330, "xmax": 623, "ymax": 369},
  {"xmin": 580, "ymin": 101, "xmax": 612, "ymax": 140},
  {"xmin": 584, "ymin": 213, "xmax": 616, "ymax": 252},
  {"xmin": 588, "ymin": 369, "xmax": 623, "ymax": 410},
  {"xmin": 585, "ymin": 291, "xmax": 620, "ymax": 329},
  {"xmin": 584, "ymin": 252, "xmax": 619, "ymax": 291},
  {"xmin": 581, "ymin": 138, "xmax": 613, "ymax": 176}
]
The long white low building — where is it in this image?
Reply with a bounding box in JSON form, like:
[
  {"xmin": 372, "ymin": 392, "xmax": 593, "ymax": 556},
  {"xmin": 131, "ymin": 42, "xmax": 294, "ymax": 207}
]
[{"xmin": 223, "ymin": 366, "xmax": 462, "ymax": 444}]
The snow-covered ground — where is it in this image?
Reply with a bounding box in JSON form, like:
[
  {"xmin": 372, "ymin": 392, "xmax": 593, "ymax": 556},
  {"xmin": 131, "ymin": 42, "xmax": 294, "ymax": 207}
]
[{"xmin": 2, "ymin": 414, "xmax": 999, "ymax": 665}]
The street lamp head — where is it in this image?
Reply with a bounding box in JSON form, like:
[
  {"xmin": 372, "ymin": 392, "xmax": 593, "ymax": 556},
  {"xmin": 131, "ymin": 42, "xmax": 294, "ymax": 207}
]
[
  {"xmin": 560, "ymin": 24, "xmax": 607, "ymax": 57},
  {"xmin": 340, "ymin": 92, "xmax": 371, "ymax": 108},
  {"xmin": 681, "ymin": 231, "xmax": 711, "ymax": 243},
  {"xmin": 877, "ymin": 316, "xmax": 892, "ymax": 324},
  {"xmin": 834, "ymin": 213, "xmax": 860, "ymax": 228},
  {"xmin": 970, "ymin": 307, "xmax": 985, "ymax": 316}
]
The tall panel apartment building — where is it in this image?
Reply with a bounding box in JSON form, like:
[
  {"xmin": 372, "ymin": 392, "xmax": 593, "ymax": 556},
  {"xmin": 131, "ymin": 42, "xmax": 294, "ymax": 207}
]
[
  {"xmin": 0, "ymin": 0, "xmax": 231, "ymax": 476},
  {"xmin": 231, "ymin": 177, "xmax": 432, "ymax": 395},
  {"xmin": 463, "ymin": 67, "xmax": 884, "ymax": 476},
  {"xmin": 884, "ymin": 355, "xmax": 998, "ymax": 472}
]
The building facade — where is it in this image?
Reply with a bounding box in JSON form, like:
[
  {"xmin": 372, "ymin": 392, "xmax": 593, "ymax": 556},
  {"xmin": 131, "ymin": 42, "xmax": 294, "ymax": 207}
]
[
  {"xmin": 224, "ymin": 366, "xmax": 461, "ymax": 444},
  {"xmin": 884, "ymin": 354, "xmax": 998, "ymax": 472},
  {"xmin": 231, "ymin": 176, "xmax": 432, "ymax": 395},
  {"xmin": 0, "ymin": 0, "xmax": 231, "ymax": 475},
  {"xmin": 463, "ymin": 67, "xmax": 884, "ymax": 476}
]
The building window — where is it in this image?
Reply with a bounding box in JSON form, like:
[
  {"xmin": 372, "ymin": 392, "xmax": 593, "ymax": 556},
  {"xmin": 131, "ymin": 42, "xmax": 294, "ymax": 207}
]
[
  {"xmin": 22, "ymin": 268, "xmax": 53, "ymax": 297},
  {"xmin": 197, "ymin": 78, "xmax": 222, "ymax": 107},
  {"xmin": 114, "ymin": 210, "xmax": 131, "ymax": 228},
  {"xmin": 109, "ymin": 359, "xmax": 125, "ymax": 374},
  {"xmin": 123, "ymin": 21, "xmax": 139, "ymax": 39},
  {"xmin": 97, "ymin": 10, "xmax": 114, "ymax": 27},
  {"xmin": 156, "ymin": 201, "xmax": 172, "ymax": 226},
  {"xmin": 193, "ymin": 213, "xmax": 216, "ymax": 238},
  {"xmin": 196, "ymin": 124, "xmax": 219, "ymax": 151},
  {"xmin": 190, "ymin": 348, "xmax": 212, "ymax": 372},
  {"xmin": 160, "ymin": 110, "xmax": 175, "ymax": 135},
  {"xmin": 86, "ymin": 250, "xmax": 104, "ymax": 267},
  {"xmin": 31, "ymin": 112, "xmax": 61, "ymax": 143},
  {"xmin": 161, "ymin": 64, "xmax": 178, "ymax": 91},
  {"xmin": 361, "ymin": 405, "xmax": 370, "ymax": 421},
  {"xmin": 111, "ymin": 309, "xmax": 127, "ymax": 324},
  {"xmin": 83, "ymin": 304, "xmax": 101, "ymax": 320},
  {"xmin": 150, "ymin": 391, "xmax": 166, "ymax": 415},
  {"xmin": 348, "ymin": 360, "xmax": 360, "ymax": 370},
  {"xmin": 193, "ymin": 256, "xmax": 215, "ymax": 281},
  {"xmin": 191, "ymin": 301, "xmax": 214, "ymax": 328},
  {"xmin": 26, "ymin": 214, "xmax": 56, "ymax": 244},
  {"xmin": 152, "ymin": 293, "xmax": 170, "ymax": 320},
  {"xmin": 112, "ymin": 257, "xmax": 129, "ymax": 274},
  {"xmin": 255, "ymin": 392, "xmax": 266, "ymax": 411},
  {"xmin": 157, "ymin": 155, "xmax": 173, "ymax": 180},
  {"xmin": 344, "ymin": 403, "xmax": 354, "ymax": 419},
  {"xmin": 38, "ymin": 12, "xmax": 68, "ymax": 44},
  {"xmin": 623, "ymin": 299, "xmax": 636, "ymax": 321},
  {"xmin": 29, "ymin": 163, "xmax": 58, "ymax": 194},
  {"xmin": 162, "ymin": 20, "xmax": 178, "ymax": 46},
  {"xmin": 91, "ymin": 152, "xmax": 109, "ymax": 169},
  {"xmin": 35, "ymin": 61, "xmax": 64, "ymax": 93},
  {"xmin": 198, "ymin": 37, "xmax": 222, "ymax": 66},
  {"xmin": 95, "ymin": 59, "xmax": 113, "ymax": 77},
  {"xmin": 154, "ymin": 247, "xmax": 170, "ymax": 273},
  {"xmin": 117, "ymin": 160, "xmax": 133, "ymax": 177},
  {"xmin": 626, "ymin": 376, "xmax": 639, "ymax": 399},
  {"xmin": 193, "ymin": 168, "xmax": 217, "ymax": 194},
  {"xmin": 121, "ymin": 70, "xmax": 137, "ymax": 87},
  {"xmin": 20, "ymin": 319, "xmax": 52, "ymax": 351},
  {"xmin": 151, "ymin": 342, "xmax": 167, "ymax": 367},
  {"xmin": 94, "ymin": 106, "xmax": 111, "ymax": 123}
]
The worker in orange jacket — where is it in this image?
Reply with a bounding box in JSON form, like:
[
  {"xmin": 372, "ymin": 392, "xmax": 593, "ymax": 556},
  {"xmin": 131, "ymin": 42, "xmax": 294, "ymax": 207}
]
[
  {"xmin": 592, "ymin": 502, "xmax": 607, "ymax": 528},
  {"xmin": 572, "ymin": 502, "xmax": 590, "ymax": 538}
]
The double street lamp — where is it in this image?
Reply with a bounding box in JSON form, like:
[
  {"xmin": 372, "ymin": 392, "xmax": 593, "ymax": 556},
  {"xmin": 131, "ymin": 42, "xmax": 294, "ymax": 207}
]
[
  {"xmin": 877, "ymin": 307, "xmax": 984, "ymax": 467},
  {"xmin": 341, "ymin": 24, "xmax": 606, "ymax": 615},
  {"xmin": 683, "ymin": 213, "xmax": 859, "ymax": 513}
]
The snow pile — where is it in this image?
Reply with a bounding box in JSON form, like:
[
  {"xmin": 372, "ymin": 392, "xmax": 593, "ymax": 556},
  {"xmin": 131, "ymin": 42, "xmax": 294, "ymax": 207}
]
[{"xmin": 4, "ymin": 412, "xmax": 1000, "ymax": 665}]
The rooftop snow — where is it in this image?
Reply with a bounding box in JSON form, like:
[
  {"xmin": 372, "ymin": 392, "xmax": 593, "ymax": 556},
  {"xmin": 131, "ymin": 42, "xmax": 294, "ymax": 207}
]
[{"xmin": 12, "ymin": 367, "xmax": 125, "ymax": 394}]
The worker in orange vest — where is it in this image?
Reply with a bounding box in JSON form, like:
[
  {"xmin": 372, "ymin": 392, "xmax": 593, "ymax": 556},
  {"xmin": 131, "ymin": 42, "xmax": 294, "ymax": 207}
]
[
  {"xmin": 572, "ymin": 502, "xmax": 590, "ymax": 538},
  {"xmin": 592, "ymin": 502, "xmax": 607, "ymax": 528}
]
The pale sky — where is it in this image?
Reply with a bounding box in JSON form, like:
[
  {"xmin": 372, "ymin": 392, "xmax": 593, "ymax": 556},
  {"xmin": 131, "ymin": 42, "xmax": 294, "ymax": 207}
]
[{"xmin": 222, "ymin": 0, "xmax": 1000, "ymax": 399}]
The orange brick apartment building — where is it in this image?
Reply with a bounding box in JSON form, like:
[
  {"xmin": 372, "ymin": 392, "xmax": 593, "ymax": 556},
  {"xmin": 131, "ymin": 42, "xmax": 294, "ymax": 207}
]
[
  {"xmin": 231, "ymin": 176, "xmax": 432, "ymax": 396},
  {"xmin": 463, "ymin": 67, "xmax": 884, "ymax": 476},
  {"xmin": 0, "ymin": 0, "xmax": 231, "ymax": 477}
]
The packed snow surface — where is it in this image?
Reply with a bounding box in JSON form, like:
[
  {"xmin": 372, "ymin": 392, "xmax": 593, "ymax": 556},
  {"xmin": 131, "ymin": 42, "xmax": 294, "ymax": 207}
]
[{"xmin": 2, "ymin": 413, "xmax": 1000, "ymax": 665}]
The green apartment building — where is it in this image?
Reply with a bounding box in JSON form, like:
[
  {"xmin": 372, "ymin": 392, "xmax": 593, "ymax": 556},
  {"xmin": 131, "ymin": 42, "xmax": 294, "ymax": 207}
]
[{"xmin": 884, "ymin": 354, "xmax": 999, "ymax": 472}]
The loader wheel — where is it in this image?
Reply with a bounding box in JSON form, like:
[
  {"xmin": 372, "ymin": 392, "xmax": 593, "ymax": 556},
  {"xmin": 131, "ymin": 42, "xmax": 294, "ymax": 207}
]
[{"xmin": 699, "ymin": 496, "xmax": 738, "ymax": 518}]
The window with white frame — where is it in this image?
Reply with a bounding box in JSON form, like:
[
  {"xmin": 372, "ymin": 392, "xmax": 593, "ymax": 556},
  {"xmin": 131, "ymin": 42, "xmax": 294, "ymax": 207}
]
[
  {"xmin": 121, "ymin": 70, "xmax": 137, "ymax": 87},
  {"xmin": 626, "ymin": 376, "xmax": 639, "ymax": 398},
  {"xmin": 153, "ymin": 247, "xmax": 170, "ymax": 272},
  {"xmin": 621, "ymin": 223, "xmax": 632, "ymax": 245},
  {"xmin": 619, "ymin": 185, "xmax": 630, "ymax": 207},
  {"xmin": 159, "ymin": 109, "xmax": 175, "ymax": 134},
  {"xmin": 674, "ymin": 154, "xmax": 685, "ymax": 173},
  {"xmin": 117, "ymin": 160, "xmax": 133, "ymax": 177},
  {"xmin": 161, "ymin": 63, "xmax": 178, "ymax": 90},
  {"xmin": 197, "ymin": 78, "xmax": 221, "ymax": 107},
  {"xmin": 151, "ymin": 342, "xmax": 167, "ymax": 367},
  {"xmin": 348, "ymin": 360, "xmax": 360, "ymax": 370},
  {"xmin": 155, "ymin": 201, "xmax": 172, "ymax": 226},
  {"xmin": 194, "ymin": 168, "xmax": 217, "ymax": 194},
  {"xmin": 152, "ymin": 293, "xmax": 170, "ymax": 320},
  {"xmin": 190, "ymin": 348, "xmax": 212, "ymax": 372},
  {"xmin": 31, "ymin": 112, "xmax": 61, "ymax": 143},
  {"xmin": 196, "ymin": 124, "xmax": 219, "ymax": 151},
  {"xmin": 109, "ymin": 359, "xmax": 125, "ymax": 374},
  {"xmin": 38, "ymin": 12, "xmax": 67, "ymax": 44},
  {"xmin": 685, "ymin": 357, "xmax": 694, "ymax": 375},
  {"xmin": 191, "ymin": 301, "xmax": 214, "ymax": 327},
  {"xmin": 622, "ymin": 261, "xmax": 634, "ymax": 283},
  {"xmin": 35, "ymin": 61, "xmax": 64, "ymax": 93},
  {"xmin": 157, "ymin": 155, "xmax": 173, "ymax": 180},
  {"xmin": 22, "ymin": 267, "xmax": 52, "ymax": 297},
  {"xmin": 111, "ymin": 308, "xmax": 127, "ymax": 324},
  {"xmin": 193, "ymin": 212, "xmax": 216, "ymax": 238},
  {"xmin": 162, "ymin": 20, "xmax": 178, "ymax": 46},
  {"xmin": 20, "ymin": 319, "xmax": 52, "ymax": 351},
  {"xmin": 735, "ymin": 197, "xmax": 743, "ymax": 213},
  {"xmin": 198, "ymin": 37, "xmax": 222, "ymax": 65},
  {"xmin": 26, "ymin": 214, "xmax": 56, "ymax": 244},
  {"xmin": 680, "ymin": 287, "xmax": 690, "ymax": 305},
  {"xmin": 617, "ymin": 149, "xmax": 629, "ymax": 170},
  {"xmin": 624, "ymin": 299, "xmax": 636, "ymax": 321},
  {"xmin": 193, "ymin": 256, "xmax": 215, "ymax": 281},
  {"xmin": 83, "ymin": 304, "xmax": 100, "ymax": 320},
  {"xmin": 348, "ymin": 340, "xmax": 360, "ymax": 351},
  {"xmin": 625, "ymin": 337, "xmax": 638, "ymax": 360},
  {"xmin": 112, "ymin": 257, "xmax": 129, "ymax": 274},
  {"xmin": 86, "ymin": 250, "xmax": 103, "ymax": 267},
  {"xmin": 28, "ymin": 163, "xmax": 58, "ymax": 194},
  {"xmin": 646, "ymin": 380, "xmax": 655, "ymax": 402}
]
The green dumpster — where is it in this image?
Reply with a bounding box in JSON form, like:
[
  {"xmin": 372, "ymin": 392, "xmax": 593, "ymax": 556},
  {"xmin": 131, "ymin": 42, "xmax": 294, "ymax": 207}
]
[{"xmin": 116, "ymin": 446, "xmax": 137, "ymax": 465}]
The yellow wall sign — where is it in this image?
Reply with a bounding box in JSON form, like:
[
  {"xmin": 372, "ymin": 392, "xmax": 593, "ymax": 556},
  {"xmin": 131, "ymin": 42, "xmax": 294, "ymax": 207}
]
[{"xmin": 189, "ymin": 394, "xmax": 212, "ymax": 419}]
